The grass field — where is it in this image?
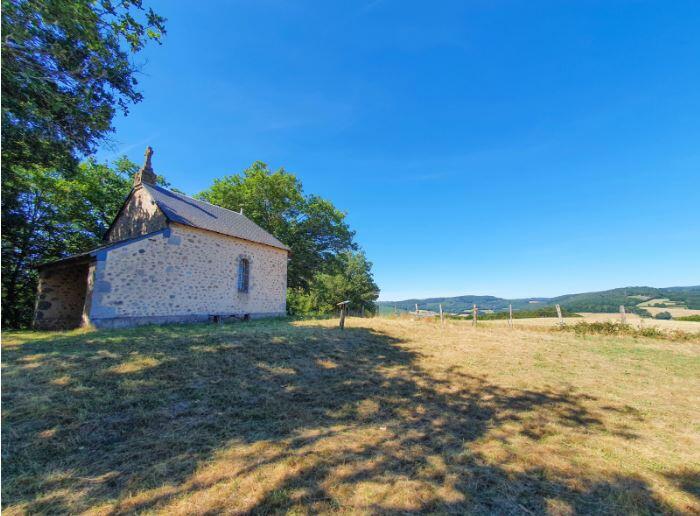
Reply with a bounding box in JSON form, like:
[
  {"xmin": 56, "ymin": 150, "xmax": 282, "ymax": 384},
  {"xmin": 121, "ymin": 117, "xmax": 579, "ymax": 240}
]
[
  {"xmin": 637, "ymin": 298, "xmax": 700, "ymax": 319},
  {"xmin": 3, "ymin": 317, "xmax": 699, "ymax": 514},
  {"xmin": 644, "ymin": 307, "xmax": 700, "ymax": 319},
  {"xmin": 484, "ymin": 312, "xmax": 700, "ymax": 332}
]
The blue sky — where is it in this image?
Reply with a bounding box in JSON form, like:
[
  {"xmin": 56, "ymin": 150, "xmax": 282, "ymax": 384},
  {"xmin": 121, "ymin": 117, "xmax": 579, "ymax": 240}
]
[{"xmin": 97, "ymin": 0, "xmax": 700, "ymax": 300}]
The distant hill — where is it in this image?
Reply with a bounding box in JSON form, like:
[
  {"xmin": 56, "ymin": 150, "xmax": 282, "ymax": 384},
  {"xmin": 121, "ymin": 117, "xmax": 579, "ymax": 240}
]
[
  {"xmin": 379, "ymin": 295, "xmax": 548, "ymax": 314},
  {"xmin": 379, "ymin": 285, "xmax": 700, "ymax": 315}
]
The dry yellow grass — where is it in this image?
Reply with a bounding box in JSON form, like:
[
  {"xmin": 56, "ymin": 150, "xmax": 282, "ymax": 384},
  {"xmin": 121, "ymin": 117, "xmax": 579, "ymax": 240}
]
[
  {"xmin": 2, "ymin": 317, "xmax": 699, "ymax": 514},
  {"xmin": 636, "ymin": 299, "xmax": 700, "ymax": 318},
  {"xmin": 483, "ymin": 312, "xmax": 700, "ymax": 332},
  {"xmin": 643, "ymin": 307, "xmax": 700, "ymax": 318}
]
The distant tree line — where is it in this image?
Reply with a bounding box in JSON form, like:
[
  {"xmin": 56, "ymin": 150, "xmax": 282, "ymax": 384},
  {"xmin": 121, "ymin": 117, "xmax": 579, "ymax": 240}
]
[{"xmin": 469, "ymin": 306, "xmax": 580, "ymax": 321}]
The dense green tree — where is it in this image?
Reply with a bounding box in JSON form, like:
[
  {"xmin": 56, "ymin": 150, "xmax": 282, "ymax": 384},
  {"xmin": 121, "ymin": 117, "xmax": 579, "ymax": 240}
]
[
  {"xmin": 287, "ymin": 252, "xmax": 380, "ymax": 316},
  {"xmin": 1, "ymin": 0, "xmax": 165, "ymax": 174},
  {"xmin": 198, "ymin": 161, "xmax": 358, "ymax": 291}
]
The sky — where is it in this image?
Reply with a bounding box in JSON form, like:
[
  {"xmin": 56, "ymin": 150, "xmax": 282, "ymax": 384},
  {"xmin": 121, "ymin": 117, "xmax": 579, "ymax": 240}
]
[{"xmin": 96, "ymin": 0, "xmax": 700, "ymax": 301}]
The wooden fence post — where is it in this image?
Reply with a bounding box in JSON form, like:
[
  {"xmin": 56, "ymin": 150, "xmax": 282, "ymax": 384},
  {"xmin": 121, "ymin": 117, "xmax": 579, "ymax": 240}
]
[
  {"xmin": 620, "ymin": 305, "xmax": 626, "ymax": 325},
  {"xmin": 337, "ymin": 300, "xmax": 350, "ymax": 330},
  {"xmin": 555, "ymin": 304, "xmax": 563, "ymax": 326},
  {"xmin": 472, "ymin": 304, "xmax": 478, "ymax": 326},
  {"xmin": 439, "ymin": 304, "xmax": 444, "ymax": 327},
  {"xmin": 509, "ymin": 303, "xmax": 513, "ymax": 328}
]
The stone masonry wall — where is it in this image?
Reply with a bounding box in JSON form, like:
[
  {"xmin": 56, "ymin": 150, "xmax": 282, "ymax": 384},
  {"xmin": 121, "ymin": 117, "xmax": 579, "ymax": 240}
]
[
  {"xmin": 106, "ymin": 186, "xmax": 167, "ymax": 243},
  {"xmin": 34, "ymin": 262, "xmax": 90, "ymax": 330},
  {"xmin": 89, "ymin": 224, "xmax": 287, "ymax": 323}
]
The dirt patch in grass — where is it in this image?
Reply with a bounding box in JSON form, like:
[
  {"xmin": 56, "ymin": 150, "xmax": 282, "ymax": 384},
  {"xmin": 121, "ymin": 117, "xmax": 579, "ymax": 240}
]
[{"xmin": 2, "ymin": 318, "xmax": 699, "ymax": 514}]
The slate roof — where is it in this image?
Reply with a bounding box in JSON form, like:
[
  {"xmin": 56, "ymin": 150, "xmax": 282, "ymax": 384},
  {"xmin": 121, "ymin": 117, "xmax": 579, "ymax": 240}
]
[
  {"xmin": 142, "ymin": 183, "xmax": 290, "ymax": 251},
  {"xmin": 37, "ymin": 245, "xmax": 106, "ymax": 269},
  {"xmin": 39, "ymin": 232, "xmax": 165, "ymax": 269}
]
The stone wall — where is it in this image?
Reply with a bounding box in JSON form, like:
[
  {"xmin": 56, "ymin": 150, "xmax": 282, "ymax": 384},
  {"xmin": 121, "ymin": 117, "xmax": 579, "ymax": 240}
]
[
  {"xmin": 105, "ymin": 186, "xmax": 167, "ymax": 243},
  {"xmin": 34, "ymin": 262, "xmax": 90, "ymax": 330},
  {"xmin": 89, "ymin": 224, "xmax": 287, "ymax": 325}
]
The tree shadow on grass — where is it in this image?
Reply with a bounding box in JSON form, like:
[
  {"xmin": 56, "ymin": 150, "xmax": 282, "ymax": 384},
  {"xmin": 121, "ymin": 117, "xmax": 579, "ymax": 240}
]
[
  {"xmin": 0, "ymin": 320, "xmax": 681, "ymax": 514},
  {"xmin": 664, "ymin": 470, "xmax": 700, "ymax": 506}
]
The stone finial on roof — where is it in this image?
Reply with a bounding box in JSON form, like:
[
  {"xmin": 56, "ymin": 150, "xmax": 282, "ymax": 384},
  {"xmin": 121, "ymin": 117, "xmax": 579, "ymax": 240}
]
[
  {"xmin": 144, "ymin": 146, "xmax": 153, "ymax": 169},
  {"xmin": 133, "ymin": 146, "xmax": 158, "ymax": 186}
]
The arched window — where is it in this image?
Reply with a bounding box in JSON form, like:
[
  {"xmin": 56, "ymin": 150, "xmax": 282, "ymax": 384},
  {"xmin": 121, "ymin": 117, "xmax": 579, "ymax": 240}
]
[{"xmin": 237, "ymin": 258, "xmax": 250, "ymax": 293}]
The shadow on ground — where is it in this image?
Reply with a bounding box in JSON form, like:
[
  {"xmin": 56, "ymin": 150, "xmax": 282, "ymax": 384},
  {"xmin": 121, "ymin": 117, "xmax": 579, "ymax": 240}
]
[{"xmin": 1, "ymin": 320, "xmax": 682, "ymax": 514}]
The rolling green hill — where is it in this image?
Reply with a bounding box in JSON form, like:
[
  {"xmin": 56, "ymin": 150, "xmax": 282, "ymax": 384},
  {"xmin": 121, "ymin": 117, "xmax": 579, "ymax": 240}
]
[{"xmin": 379, "ymin": 285, "xmax": 700, "ymax": 315}]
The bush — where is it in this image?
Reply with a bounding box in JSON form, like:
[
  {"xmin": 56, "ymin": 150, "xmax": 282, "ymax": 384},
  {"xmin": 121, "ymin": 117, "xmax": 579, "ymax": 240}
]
[
  {"xmin": 633, "ymin": 308, "xmax": 652, "ymax": 318},
  {"xmin": 654, "ymin": 311, "xmax": 673, "ymax": 320},
  {"xmin": 556, "ymin": 321, "xmax": 697, "ymax": 341},
  {"xmin": 569, "ymin": 321, "xmax": 629, "ymax": 336},
  {"xmin": 637, "ymin": 327, "xmax": 666, "ymax": 339}
]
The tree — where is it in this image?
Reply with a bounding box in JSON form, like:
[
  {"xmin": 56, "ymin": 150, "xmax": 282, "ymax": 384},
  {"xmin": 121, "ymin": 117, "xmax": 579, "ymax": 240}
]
[
  {"xmin": 654, "ymin": 311, "xmax": 672, "ymax": 320},
  {"xmin": 1, "ymin": 0, "xmax": 166, "ymax": 175},
  {"xmin": 288, "ymin": 252, "xmax": 380, "ymax": 316},
  {"xmin": 198, "ymin": 161, "xmax": 358, "ymax": 290},
  {"xmin": 634, "ymin": 307, "xmax": 652, "ymax": 318},
  {"xmin": 1, "ymin": 158, "xmax": 143, "ymax": 328}
]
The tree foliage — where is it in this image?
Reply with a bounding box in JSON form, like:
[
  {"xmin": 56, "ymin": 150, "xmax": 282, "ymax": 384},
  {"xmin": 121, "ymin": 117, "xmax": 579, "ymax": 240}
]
[
  {"xmin": 287, "ymin": 252, "xmax": 380, "ymax": 316},
  {"xmin": 465, "ymin": 306, "xmax": 580, "ymax": 321},
  {"xmin": 199, "ymin": 162, "xmax": 378, "ymax": 314},
  {"xmin": 199, "ymin": 162, "xmax": 357, "ymax": 289},
  {"xmin": 1, "ymin": 0, "xmax": 165, "ymax": 174}
]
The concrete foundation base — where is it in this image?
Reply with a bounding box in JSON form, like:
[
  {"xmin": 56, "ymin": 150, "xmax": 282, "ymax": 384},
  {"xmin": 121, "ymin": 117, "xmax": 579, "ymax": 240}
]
[{"xmin": 89, "ymin": 312, "xmax": 287, "ymax": 329}]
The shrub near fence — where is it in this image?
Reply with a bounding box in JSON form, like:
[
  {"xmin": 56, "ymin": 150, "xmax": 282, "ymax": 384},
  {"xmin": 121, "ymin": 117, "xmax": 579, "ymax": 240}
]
[{"xmin": 557, "ymin": 321, "xmax": 700, "ymax": 342}]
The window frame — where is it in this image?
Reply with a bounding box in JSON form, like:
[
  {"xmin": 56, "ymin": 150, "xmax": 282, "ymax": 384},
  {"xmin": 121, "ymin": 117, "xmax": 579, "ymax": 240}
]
[{"xmin": 237, "ymin": 256, "xmax": 250, "ymax": 293}]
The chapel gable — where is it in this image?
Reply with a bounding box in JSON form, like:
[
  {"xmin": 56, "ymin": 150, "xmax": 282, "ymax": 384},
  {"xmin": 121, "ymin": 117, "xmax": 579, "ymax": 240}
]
[{"xmin": 105, "ymin": 147, "xmax": 168, "ymax": 243}]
